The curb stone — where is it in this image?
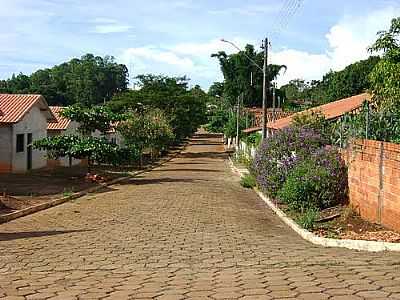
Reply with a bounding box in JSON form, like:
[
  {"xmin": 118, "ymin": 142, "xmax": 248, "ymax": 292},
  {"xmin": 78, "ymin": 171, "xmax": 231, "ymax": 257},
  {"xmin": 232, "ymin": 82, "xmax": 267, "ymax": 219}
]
[
  {"xmin": 229, "ymin": 157, "xmax": 400, "ymax": 252},
  {"xmin": 0, "ymin": 139, "xmax": 189, "ymax": 224}
]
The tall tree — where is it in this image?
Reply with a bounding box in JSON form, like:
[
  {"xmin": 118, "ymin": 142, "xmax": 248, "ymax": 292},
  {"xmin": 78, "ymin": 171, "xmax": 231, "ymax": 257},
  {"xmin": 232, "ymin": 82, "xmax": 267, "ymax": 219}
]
[
  {"xmin": 109, "ymin": 74, "xmax": 207, "ymax": 140},
  {"xmin": 1, "ymin": 54, "xmax": 128, "ymax": 106},
  {"xmin": 369, "ymin": 17, "xmax": 400, "ymax": 110},
  {"xmin": 211, "ymin": 44, "xmax": 286, "ymax": 107}
]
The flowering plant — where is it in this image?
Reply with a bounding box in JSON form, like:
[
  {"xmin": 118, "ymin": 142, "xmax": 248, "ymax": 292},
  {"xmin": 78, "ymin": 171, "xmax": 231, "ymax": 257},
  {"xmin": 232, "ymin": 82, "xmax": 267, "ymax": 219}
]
[
  {"xmin": 277, "ymin": 148, "xmax": 348, "ymax": 211},
  {"xmin": 251, "ymin": 127, "xmax": 328, "ymax": 197}
]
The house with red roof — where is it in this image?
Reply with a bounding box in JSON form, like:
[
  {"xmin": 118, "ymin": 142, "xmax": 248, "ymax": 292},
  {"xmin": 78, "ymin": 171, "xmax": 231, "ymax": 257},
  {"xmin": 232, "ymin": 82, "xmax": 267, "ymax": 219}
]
[
  {"xmin": 47, "ymin": 106, "xmax": 82, "ymax": 167},
  {"xmin": 0, "ymin": 94, "xmax": 57, "ymax": 173},
  {"xmin": 242, "ymin": 93, "xmax": 372, "ymax": 136}
]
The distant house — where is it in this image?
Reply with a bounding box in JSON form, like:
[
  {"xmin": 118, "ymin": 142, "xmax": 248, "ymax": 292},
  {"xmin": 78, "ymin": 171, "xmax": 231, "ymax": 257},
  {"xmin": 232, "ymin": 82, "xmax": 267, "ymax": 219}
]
[
  {"xmin": 243, "ymin": 93, "xmax": 372, "ymax": 136},
  {"xmin": 105, "ymin": 122, "xmax": 124, "ymax": 147},
  {"xmin": 47, "ymin": 106, "xmax": 82, "ymax": 167},
  {"xmin": 0, "ymin": 94, "xmax": 57, "ymax": 173},
  {"xmin": 267, "ymin": 93, "xmax": 372, "ymax": 133}
]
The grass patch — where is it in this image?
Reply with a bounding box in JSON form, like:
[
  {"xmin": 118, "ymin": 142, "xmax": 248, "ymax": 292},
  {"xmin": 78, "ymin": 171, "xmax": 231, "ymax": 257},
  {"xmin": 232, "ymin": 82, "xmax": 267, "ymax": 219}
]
[{"xmin": 240, "ymin": 174, "xmax": 256, "ymax": 189}]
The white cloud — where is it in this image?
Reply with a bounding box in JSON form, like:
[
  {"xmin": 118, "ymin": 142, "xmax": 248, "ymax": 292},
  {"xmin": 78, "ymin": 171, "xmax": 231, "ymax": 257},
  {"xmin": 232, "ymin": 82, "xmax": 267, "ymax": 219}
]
[
  {"xmin": 93, "ymin": 24, "xmax": 132, "ymax": 34},
  {"xmin": 271, "ymin": 6, "xmax": 400, "ymax": 86},
  {"xmin": 209, "ymin": 4, "xmax": 281, "ymax": 16},
  {"xmin": 117, "ymin": 6, "xmax": 399, "ymax": 89},
  {"xmin": 118, "ymin": 38, "xmax": 255, "ymax": 83},
  {"xmin": 120, "ymin": 46, "xmax": 195, "ymax": 70},
  {"xmin": 325, "ymin": 7, "xmax": 399, "ymax": 70},
  {"xmin": 91, "ymin": 18, "xmax": 132, "ymax": 34}
]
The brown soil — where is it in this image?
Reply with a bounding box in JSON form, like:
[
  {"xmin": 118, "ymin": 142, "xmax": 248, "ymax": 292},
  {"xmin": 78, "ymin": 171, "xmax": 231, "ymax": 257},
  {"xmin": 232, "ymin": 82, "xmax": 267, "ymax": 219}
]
[{"xmin": 313, "ymin": 205, "xmax": 400, "ymax": 243}]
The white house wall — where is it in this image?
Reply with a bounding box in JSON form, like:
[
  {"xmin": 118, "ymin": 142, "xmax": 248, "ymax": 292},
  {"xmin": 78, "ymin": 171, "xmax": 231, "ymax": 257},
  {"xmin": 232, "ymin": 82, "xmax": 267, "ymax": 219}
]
[
  {"xmin": 0, "ymin": 125, "xmax": 12, "ymax": 172},
  {"xmin": 12, "ymin": 105, "xmax": 48, "ymax": 172}
]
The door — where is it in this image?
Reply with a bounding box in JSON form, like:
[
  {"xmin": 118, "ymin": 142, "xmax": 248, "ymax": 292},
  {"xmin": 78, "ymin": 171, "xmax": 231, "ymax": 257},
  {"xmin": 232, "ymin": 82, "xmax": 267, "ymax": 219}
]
[{"xmin": 27, "ymin": 133, "xmax": 32, "ymax": 170}]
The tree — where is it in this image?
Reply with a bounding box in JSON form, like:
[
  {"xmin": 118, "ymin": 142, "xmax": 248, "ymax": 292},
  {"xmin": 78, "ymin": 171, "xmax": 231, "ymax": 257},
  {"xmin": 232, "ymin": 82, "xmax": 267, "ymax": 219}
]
[
  {"xmin": 280, "ymin": 56, "xmax": 380, "ymax": 110},
  {"xmin": 34, "ymin": 105, "xmax": 124, "ymax": 172},
  {"xmin": 117, "ymin": 109, "xmax": 174, "ymax": 166},
  {"xmin": 109, "ymin": 74, "xmax": 207, "ymax": 141},
  {"xmin": 60, "ymin": 105, "xmax": 124, "ymax": 135},
  {"xmin": 211, "ymin": 44, "xmax": 286, "ymax": 107},
  {"xmin": 1, "ymin": 54, "xmax": 128, "ymax": 106},
  {"xmin": 369, "ymin": 17, "xmax": 400, "ymax": 110},
  {"xmin": 208, "ymin": 82, "xmax": 224, "ymax": 97}
]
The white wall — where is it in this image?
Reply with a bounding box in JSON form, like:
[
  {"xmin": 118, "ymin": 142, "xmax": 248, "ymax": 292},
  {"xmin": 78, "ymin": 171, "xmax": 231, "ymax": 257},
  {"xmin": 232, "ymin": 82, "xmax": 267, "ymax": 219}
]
[
  {"xmin": 12, "ymin": 105, "xmax": 48, "ymax": 172},
  {"xmin": 0, "ymin": 125, "xmax": 12, "ymax": 171},
  {"xmin": 47, "ymin": 120, "xmax": 82, "ymax": 167}
]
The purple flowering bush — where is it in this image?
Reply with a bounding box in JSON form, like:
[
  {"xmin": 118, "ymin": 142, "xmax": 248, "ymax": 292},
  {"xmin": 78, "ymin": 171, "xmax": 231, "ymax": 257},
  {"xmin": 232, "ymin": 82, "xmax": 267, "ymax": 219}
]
[
  {"xmin": 251, "ymin": 127, "xmax": 328, "ymax": 198},
  {"xmin": 277, "ymin": 148, "xmax": 348, "ymax": 211}
]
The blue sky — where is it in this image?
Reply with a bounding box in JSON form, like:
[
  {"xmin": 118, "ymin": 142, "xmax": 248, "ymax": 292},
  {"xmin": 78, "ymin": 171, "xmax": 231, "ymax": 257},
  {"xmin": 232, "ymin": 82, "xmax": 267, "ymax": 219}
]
[{"xmin": 0, "ymin": 0, "xmax": 399, "ymax": 89}]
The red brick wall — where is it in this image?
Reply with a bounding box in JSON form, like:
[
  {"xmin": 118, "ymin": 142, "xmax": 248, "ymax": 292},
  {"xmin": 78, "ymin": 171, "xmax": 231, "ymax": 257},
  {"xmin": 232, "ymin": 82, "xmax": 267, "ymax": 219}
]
[{"xmin": 344, "ymin": 139, "xmax": 400, "ymax": 231}]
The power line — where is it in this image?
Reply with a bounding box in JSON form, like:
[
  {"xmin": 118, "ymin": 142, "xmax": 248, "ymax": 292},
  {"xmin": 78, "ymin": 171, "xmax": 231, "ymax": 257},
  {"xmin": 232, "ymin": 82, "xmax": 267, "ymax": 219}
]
[{"xmin": 270, "ymin": 0, "xmax": 304, "ymax": 41}]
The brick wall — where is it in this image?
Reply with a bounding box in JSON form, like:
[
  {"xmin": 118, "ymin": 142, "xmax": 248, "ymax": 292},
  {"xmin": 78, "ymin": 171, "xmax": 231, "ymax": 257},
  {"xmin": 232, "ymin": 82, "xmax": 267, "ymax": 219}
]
[{"xmin": 343, "ymin": 139, "xmax": 400, "ymax": 231}]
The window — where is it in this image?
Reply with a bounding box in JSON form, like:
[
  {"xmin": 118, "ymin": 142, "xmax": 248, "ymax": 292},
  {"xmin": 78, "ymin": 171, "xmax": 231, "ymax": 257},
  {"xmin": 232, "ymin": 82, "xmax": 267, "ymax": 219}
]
[{"xmin": 16, "ymin": 134, "xmax": 24, "ymax": 153}]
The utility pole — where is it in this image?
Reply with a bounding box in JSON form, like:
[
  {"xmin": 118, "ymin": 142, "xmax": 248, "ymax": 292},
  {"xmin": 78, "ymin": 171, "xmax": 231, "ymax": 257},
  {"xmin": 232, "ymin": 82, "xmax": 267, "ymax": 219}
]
[
  {"xmin": 236, "ymin": 94, "xmax": 240, "ymax": 149},
  {"xmin": 262, "ymin": 37, "xmax": 269, "ymax": 140},
  {"xmin": 272, "ymin": 84, "xmax": 276, "ymax": 122}
]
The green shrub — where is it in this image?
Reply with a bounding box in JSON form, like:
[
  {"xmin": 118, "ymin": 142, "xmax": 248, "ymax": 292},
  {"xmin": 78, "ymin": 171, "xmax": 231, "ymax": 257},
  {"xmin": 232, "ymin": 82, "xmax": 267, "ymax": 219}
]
[
  {"xmin": 277, "ymin": 149, "xmax": 347, "ymax": 211},
  {"xmin": 240, "ymin": 174, "xmax": 256, "ymax": 189},
  {"xmin": 296, "ymin": 209, "xmax": 319, "ymax": 230},
  {"xmin": 252, "ymin": 127, "xmax": 328, "ymax": 198},
  {"xmin": 245, "ymin": 132, "xmax": 262, "ymax": 147}
]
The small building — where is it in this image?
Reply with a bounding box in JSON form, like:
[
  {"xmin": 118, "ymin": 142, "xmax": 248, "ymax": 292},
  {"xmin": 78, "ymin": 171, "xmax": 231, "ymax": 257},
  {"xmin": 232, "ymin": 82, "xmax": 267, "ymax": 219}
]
[
  {"xmin": 243, "ymin": 93, "xmax": 372, "ymax": 136},
  {"xmin": 105, "ymin": 122, "xmax": 124, "ymax": 147},
  {"xmin": 47, "ymin": 106, "xmax": 82, "ymax": 167},
  {"xmin": 0, "ymin": 94, "xmax": 57, "ymax": 173}
]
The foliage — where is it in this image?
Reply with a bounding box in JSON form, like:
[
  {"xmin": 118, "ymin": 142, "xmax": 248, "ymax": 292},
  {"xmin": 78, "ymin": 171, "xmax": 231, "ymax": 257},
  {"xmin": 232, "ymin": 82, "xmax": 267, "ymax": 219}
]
[
  {"xmin": 280, "ymin": 56, "xmax": 380, "ymax": 108},
  {"xmin": 277, "ymin": 149, "xmax": 347, "ymax": 211},
  {"xmin": 223, "ymin": 114, "xmax": 248, "ymax": 139},
  {"xmin": 109, "ymin": 75, "xmax": 207, "ymax": 140},
  {"xmin": 0, "ymin": 54, "xmax": 128, "ymax": 106},
  {"xmin": 240, "ymin": 174, "xmax": 257, "ymax": 189},
  {"xmin": 211, "ymin": 44, "xmax": 286, "ymax": 107},
  {"xmin": 291, "ymin": 110, "xmax": 332, "ymax": 140},
  {"xmin": 369, "ymin": 17, "xmax": 400, "ymax": 111},
  {"xmin": 206, "ymin": 108, "xmax": 230, "ymax": 133},
  {"xmin": 34, "ymin": 105, "xmax": 128, "ymax": 172},
  {"xmin": 296, "ymin": 209, "xmax": 319, "ymax": 230},
  {"xmin": 60, "ymin": 104, "xmax": 124, "ymax": 135},
  {"xmin": 34, "ymin": 135, "xmax": 120, "ymax": 169},
  {"xmin": 117, "ymin": 109, "xmax": 174, "ymax": 162},
  {"xmin": 245, "ymin": 132, "xmax": 262, "ymax": 147},
  {"xmin": 208, "ymin": 82, "xmax": 224, "ymax": 97},
  {"xmin": 332, "ymin": 101, "xmax": 400, "ymax": 146},
  {"xmin": 252, "ymin": 127, "xmax": 327, "ymax": 198}
]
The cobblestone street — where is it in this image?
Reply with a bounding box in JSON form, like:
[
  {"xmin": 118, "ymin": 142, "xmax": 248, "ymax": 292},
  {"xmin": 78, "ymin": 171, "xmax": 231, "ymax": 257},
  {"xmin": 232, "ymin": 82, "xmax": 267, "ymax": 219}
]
[{"xmin": 1, "ymin": 132, "xmax": 400, "ymax": 299}]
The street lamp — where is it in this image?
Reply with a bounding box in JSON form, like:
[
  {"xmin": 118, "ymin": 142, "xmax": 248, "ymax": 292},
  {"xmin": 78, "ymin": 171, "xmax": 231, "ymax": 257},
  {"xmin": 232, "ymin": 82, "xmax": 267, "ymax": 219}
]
[{"xmin": 220, "ymin": 38, "xmax": 268, "ymax": 140}]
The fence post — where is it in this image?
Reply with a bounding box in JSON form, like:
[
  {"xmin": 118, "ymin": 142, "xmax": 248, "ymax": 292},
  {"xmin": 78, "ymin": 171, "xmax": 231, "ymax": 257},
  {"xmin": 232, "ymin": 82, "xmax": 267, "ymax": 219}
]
[
  {"xmin": 339, "ymin": 116, "xmax": 343, "ymax": 148},
  {"xmin": 365, "ymin": 101, "xmax": 369, "ymax": 140}
]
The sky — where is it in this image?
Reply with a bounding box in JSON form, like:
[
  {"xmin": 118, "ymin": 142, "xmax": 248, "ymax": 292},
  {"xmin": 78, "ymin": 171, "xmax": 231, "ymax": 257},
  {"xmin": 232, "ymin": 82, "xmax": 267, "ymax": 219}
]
[{"xmin": 0, "ymin": 0, "xmax": 399, "ymax": 89}]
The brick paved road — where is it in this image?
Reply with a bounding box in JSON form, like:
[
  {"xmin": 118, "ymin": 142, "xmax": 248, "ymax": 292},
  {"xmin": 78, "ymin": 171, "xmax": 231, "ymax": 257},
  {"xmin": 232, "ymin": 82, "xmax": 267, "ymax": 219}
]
[{"xmin": 1, "ymin": 132, "xmax": 400, "ymax": 300}]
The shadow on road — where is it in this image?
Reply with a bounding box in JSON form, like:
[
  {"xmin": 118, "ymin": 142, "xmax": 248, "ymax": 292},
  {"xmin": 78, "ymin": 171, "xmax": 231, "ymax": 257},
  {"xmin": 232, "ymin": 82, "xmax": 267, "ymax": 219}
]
[
  {"xmin": 179, "ymin": 152, "xmax": 228, "ymax": 159},
  {"xmin": 0, "ymin": 229, "xmax": 94, "ymax": 241},
  {"xmin": 123, "ymin": 177, "xmax": 208, "ymax": 185},
  {"xmin": 153, "ymin": 168, "xmax": 222, "ymax": 173}
]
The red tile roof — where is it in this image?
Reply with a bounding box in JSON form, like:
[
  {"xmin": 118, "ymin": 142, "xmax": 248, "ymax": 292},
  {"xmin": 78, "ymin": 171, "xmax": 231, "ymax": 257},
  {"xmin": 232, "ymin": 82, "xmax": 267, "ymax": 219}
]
[
  {"xmin": 0, "ymin": 94, "xmax": 56, "ymax": 124},
  {"xmin": 243, "ymin": 126, "xmax": 262, "ymax": 134},
  {"xmin": 268, "ymin": 93, "xmax": 372, "ymax": 130},
  {"xmin": 47, "ymin": 106, "xmax": 71, "ymax": 130}
]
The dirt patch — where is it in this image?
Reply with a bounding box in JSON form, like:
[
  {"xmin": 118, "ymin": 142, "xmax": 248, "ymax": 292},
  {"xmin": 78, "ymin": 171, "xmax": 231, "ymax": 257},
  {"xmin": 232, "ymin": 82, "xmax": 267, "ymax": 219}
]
[
  {"xmin": 313, "ymin": 206, "xmax": 400, "ymax": 242},
  {"xmin": 275, "ymin": 202, "xmax": 400, "ymax": 243}
]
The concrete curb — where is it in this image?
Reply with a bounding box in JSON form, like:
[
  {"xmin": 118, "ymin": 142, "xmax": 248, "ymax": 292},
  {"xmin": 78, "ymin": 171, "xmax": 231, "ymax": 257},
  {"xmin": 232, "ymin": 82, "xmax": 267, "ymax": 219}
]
[
  {"xmin": 0, "ymin": 140, "xmax": 189, "ymax": 224},
  {"xmin": 229, "ymin": 157, "xmax": 400, "ymax": 252}
]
